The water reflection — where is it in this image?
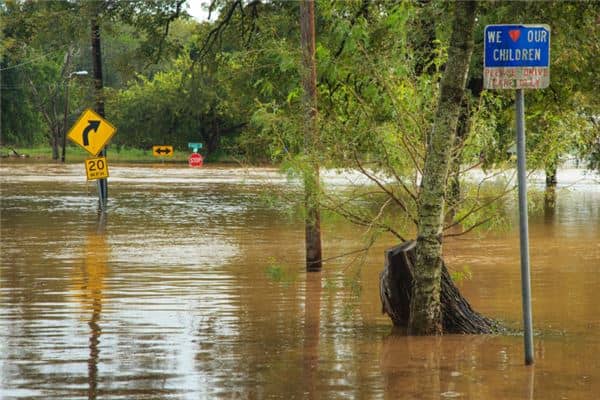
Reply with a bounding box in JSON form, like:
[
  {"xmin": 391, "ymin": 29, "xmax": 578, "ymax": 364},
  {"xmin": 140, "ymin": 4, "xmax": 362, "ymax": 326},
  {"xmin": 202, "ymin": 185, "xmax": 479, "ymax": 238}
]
[
  {"xmin": 302, "ymin": 272, "xmax": 322, "ymax": 400},
  {"xmin": 543, "ymin": 187, "xmax": 556, "ymax": 225},
  {"xmin": 69, "ymin": 213, "xmax": 108, "ymax": 399},
  {"xmin": 527, "ymin": 366, "xmax": 535, "ymax": 400},
  {"xmin": 380, "ymin": 334, "xmax": 540, "ymax": 400}
]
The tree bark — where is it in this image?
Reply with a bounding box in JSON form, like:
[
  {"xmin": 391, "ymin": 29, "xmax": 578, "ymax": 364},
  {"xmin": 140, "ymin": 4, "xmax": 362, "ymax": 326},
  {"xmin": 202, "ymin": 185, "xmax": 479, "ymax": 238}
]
[
  {"xmin": 91, "ymin": 16, "xmax": 104, "ymax": 119},
  {"xmin": 299, "ymin": 0, "xmax": 322, "ymax": 272},
  {"xmin": 545, "ymin": 164, "xmax": 557, "ymax": 188},
  {"xmin": 380, "ymin": 241, "xmax": 499, "ymax": 334},
  {"xmin": 447, "ymin": 97, "xmax": 471, "ymax": 220},
  {"xmin": 91, "ymin": 10, "xmax": 107, "ymax": 207},
  {"xmin": 51, "ymin": 130, "xmax": 60, "ymax": 160},
  {"xmin": 410, "ymin": 1, "xmax": 477, "ymax": 335}
]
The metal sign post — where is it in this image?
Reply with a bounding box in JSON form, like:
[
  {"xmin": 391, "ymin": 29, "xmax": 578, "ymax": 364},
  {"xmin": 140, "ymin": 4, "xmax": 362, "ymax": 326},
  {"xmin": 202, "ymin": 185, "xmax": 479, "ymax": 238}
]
[
  {"xmin": 516, "ymin": 89, "xmax": 534, "ymax": 365},
  {"xmin": 484, "ymin": 24, "xmax": 551, "ymax": 366},
  {"xmin": 97, "ymin": 148, "xmax": 108, "ymax": 211}
]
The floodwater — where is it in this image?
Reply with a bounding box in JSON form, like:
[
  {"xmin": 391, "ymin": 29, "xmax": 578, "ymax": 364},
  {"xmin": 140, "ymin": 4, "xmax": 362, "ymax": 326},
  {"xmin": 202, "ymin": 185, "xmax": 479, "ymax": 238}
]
[{"xmin": 1, "ymin": 162, "xmax": 599, "ymax": 400}]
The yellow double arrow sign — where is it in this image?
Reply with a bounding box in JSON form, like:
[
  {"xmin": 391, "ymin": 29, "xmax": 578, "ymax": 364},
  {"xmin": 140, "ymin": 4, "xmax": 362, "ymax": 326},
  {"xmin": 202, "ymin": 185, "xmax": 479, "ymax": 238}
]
[{"xmin": 153, "ymin": 145, "xmax": 174, "ymax": 157}]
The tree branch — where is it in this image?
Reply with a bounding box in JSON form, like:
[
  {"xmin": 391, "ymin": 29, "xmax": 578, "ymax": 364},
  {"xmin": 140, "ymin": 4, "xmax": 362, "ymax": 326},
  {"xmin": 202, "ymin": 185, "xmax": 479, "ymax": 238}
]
[
  {"xmin": 353, "ymin": 152, "xmax": 418, "ymax": 226},
  {"xmin": 443, "ymin": 171, "xmax": 516, "ymax": 231},
  {"xmin": 198, "ymin": 0, "xmax": 242, "ymax": 59},
  {"xmin": 443, "ymin": 216, "xmax": 493, "ymax": 238},
  {"xmin": 381, "ymin": 145, "xmax": 418, "ymax": 201},
  {"xmin": 321, "ymin": 191, "xmax": 407, "ymax": 241}
]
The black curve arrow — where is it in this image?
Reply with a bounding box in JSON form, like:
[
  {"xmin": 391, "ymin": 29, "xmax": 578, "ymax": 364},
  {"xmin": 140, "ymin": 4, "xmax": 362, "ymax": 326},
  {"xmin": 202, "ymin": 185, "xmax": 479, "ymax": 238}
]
[{"xmin": 82, "ymin": 120, "xmax": 101, "ymax": 146}]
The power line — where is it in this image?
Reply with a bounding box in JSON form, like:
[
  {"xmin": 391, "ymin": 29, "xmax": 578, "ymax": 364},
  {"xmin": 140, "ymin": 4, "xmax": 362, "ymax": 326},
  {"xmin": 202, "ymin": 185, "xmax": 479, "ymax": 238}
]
[{"xmin": 0, "ymin": 47, "xmax": 69, "ymax": 72}]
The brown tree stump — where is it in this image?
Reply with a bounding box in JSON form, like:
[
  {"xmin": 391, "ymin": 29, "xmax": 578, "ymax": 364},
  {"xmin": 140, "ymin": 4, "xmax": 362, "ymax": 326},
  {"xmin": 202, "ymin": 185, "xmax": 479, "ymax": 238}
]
[{"xmin": 379, "ymin": 240, "xmax": 500, "ymax": 334}]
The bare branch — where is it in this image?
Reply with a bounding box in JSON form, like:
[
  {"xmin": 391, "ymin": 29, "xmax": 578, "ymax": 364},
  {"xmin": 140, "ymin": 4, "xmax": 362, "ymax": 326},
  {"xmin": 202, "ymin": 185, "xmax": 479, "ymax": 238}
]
[
  {"xmin": 330, "ymin": 189, "xmax": 386, "ymax": 208},
  {"xmin": 27, "ymin": 77, "xmax": 53, "ymax": 129},
  {"xmin": 197, "ymin": 0, "xmax": 242, "ymax": 59},
  {"xmin": 381, "ymin": 145, "xmax": 418, "ymax": 201},
  {"xmin": 154, "ymin": 0, "xmax": 186, "ymax": 64},
  {"xmin": 319, "ymin": 247, "xmax": 370, "ymax": 263},
  {"xmin": 353, "ymin": 152, "xmax": 418, "ymax": 225},
  {"xmin": 459, "ymin": 160, "xmax": 483, "ymax": 174},
  {"xmin": 444, "ymin": 171, "xmax": 517, "ymax": 231},
  {"xmin": 365, "ymin": 197, "xmax": 392, "ymax": 235},
  {"xmin": 443, "ymin": 217, "xmax": 493, "ymax": 238},
  {"xmin": 357, "ymin": 44, "xmax": 426, "ymax": 165},
  {"xmin": 321, "ymin": 192, "xmax": 407, "ymax": 241}
]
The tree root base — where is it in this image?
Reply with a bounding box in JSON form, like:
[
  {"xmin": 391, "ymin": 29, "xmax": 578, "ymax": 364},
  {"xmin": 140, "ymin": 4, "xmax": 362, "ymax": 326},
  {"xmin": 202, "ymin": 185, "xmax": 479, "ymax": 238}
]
[{"xmin": 380, "ymin": 240, "xmax": 501, "ymax": 334}]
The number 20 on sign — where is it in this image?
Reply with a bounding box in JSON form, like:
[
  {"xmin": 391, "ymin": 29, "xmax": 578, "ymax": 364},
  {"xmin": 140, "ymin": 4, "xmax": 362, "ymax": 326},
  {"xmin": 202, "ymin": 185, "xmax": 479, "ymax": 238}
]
[{"xmin": 85, "ymin": 156, "xmax": 109, "ymax": 181}]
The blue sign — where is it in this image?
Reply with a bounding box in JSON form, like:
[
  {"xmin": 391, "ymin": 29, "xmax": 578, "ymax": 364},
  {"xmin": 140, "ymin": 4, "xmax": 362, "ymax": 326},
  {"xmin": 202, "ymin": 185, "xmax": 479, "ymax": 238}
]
[{"xmin": 484, "ymin": 25, "xmax": 550, "ymax": 68}]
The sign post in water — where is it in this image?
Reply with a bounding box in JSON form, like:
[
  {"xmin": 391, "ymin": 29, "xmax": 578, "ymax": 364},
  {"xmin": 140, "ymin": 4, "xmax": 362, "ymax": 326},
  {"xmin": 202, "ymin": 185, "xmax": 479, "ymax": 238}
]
[
  {"xmin": 67, "ymin": 108, "xmax": 117, "ymax": 210},
  {"xmin": 484, "ymin": 24, "xmax": 551, "ymax": 366}
]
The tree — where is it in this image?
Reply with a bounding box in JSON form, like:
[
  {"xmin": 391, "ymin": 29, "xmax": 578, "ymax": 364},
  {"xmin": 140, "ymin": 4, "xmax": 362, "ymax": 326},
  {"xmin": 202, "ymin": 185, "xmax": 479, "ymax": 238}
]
[
  {"xmin": 408, "ymin": 1, "xmax": 477, "ymax": 335},
  {"xmin": 1, "ymin": 0, "xmax": 87, "ymax": 153},
  {"xmin": 0, "ymin": 0, "xmax": 189, "ymax": 154},
  {"xmin": 299, "ymin": 0, "xmax": 322, "ymax": 272}
]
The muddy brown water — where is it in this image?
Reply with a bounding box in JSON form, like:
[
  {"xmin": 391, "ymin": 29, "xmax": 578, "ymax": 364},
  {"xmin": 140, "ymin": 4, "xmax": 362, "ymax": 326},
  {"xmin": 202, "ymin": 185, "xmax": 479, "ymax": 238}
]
[{"xmin": 1, "ymin": 163, "xmax": 599, "ymax": 399}]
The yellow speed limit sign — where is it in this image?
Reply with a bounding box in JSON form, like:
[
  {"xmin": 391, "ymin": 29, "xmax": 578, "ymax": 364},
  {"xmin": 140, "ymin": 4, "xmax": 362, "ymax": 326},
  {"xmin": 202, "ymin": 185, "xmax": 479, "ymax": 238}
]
[{"xmin": 85, "ymin": 156, "xmax": 109, "ymax": 181}]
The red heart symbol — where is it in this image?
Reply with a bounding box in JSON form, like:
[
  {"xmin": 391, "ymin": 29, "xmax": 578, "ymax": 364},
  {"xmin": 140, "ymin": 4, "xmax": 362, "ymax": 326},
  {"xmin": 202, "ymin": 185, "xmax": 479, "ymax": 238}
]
[{"xmin": 508, "ymin": 29, "xmax": 521, "ymax": 42}]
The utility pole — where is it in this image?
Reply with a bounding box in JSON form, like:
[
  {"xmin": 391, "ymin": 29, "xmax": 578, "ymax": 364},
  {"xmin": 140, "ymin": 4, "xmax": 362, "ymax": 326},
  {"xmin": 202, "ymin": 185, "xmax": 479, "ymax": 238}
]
[
  {"xmin": 299, "ymin": 0, "xmax": 322, "ymax": 272},
  {"xmin": 91, "ymin": 12, "xmax": 108, "ymax": 210}
]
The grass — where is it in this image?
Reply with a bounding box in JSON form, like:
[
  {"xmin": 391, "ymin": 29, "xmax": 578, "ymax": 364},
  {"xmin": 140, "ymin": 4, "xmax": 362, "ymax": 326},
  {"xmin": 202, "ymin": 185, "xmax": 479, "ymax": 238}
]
[{"xmin": 0, "ymin": 145, "xmax": 221, "ymax": 164}]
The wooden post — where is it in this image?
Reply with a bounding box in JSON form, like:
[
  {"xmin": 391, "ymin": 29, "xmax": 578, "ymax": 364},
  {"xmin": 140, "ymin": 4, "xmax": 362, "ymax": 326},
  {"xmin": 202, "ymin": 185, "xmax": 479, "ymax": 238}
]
[
  {"xmin": 299, "ymin": 0, "xmax": 322, "ymax": 272},
  {"xmin": 91, "ymin": 13, "xmax": 108, "ymax": 210}
]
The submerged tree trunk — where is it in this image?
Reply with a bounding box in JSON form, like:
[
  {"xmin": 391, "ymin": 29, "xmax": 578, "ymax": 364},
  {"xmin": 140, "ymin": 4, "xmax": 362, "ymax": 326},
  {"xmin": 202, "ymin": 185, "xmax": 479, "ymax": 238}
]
[
  {"xmin": 447, "ymin": 97, "xmax": 471, "ymax": 220},
  {"xmin": 545, "ymin": 164, "xmax": 557, "ymax": 189},
  {"xmin": 410, "ymin": 1, "xmax": 477, "ymax": 335},
  {"xmin": 51, "ymin": 130, "xmax": 60, "ymax": 160},
  {"xmin": 299, "ymin": 0, "xmax": 322, "ymax": 272},
  {"xmin": 380, "ymin": 241, "xmax": 498, "ymax": 334}
]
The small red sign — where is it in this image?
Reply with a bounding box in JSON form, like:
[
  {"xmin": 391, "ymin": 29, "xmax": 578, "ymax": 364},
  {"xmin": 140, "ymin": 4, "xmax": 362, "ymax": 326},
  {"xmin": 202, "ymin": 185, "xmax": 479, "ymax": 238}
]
[{"xmin": 188, "ymin": 152, "xmax": 203, "ymax": 168}]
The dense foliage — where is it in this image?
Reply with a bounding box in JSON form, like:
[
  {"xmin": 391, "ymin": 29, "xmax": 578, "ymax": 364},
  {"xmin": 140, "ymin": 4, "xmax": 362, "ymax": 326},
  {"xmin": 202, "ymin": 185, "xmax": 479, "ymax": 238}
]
[{"xmin": 1, "ymin": 0, "xmax": 598, "ymax": 166}]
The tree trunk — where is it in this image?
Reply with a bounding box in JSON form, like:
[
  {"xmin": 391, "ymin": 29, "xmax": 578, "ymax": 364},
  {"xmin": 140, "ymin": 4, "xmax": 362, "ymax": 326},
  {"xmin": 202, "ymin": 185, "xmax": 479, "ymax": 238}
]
[
  {"xmin": 91, "ymin": 16, "xmax": 104, "ymax": 118},
  {"xmin": 410, "ymin": 1, "xmax": 477, "ymax": 335},
  {"xmin": 299, "ymin": 0, "xmax": 322, "ymax": 272},
  {"xmin": 545, "ymin": 163, "xmax": 557, "ymax": 188},
  {"xmin": 51, "ymin": 130, "xmax": 60, "ymax": 160},
  {"xmin": 61, "ymin": 47, "xmax": 74, "ymax": 163},
  {"xmin": 447, "ymin": 97, "xmax": 471, "ymax": 220},
  {"xmin": 544, "ymin": 186, "xmax": 557, "ymax": 223},
  {"xmin": 380, "ymin": 241, "xmax": 499, "ymax": 334}
]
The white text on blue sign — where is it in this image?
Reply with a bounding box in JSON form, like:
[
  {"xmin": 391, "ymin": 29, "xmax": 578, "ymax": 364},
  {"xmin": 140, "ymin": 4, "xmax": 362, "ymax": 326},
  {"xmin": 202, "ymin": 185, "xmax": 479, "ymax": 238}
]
[{"xmin": 483, "ymin": 24, "xmax": 550, "ymax": 89}]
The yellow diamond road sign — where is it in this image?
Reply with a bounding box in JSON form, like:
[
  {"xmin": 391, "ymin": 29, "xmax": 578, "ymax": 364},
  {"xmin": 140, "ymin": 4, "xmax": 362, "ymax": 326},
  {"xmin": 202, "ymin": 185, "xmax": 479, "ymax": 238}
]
[{"xmin": 67, "ymin": 108, "xmax": 117, "ymax": 156}]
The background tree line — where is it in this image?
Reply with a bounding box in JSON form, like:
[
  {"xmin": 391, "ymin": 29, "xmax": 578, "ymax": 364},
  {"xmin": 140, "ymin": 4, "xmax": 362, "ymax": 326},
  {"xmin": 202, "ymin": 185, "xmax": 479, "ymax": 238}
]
[{"xmin": 1, "ymin": 0, "xmax": 598, "ymax": 168}]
